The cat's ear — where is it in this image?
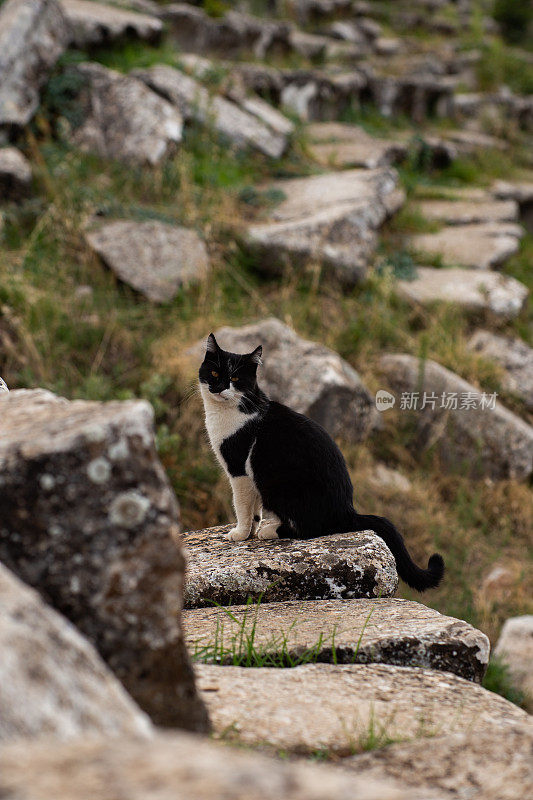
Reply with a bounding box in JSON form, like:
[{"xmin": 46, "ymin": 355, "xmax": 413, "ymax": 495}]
[
  {"xmin": 206, "ymin": 333, "xmax": 219, "ymax": 354},
  {"xmin": 249, "ymin": 345, "xmax": 263, "ymax": 365}
]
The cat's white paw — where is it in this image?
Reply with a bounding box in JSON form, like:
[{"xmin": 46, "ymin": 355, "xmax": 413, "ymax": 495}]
[
  {"xmin": 224, "ymin": 527, "xmax": 250, "ymax": 542},
  {"xmin": 256, "ymin": 523, "xmax": 279, "ymax": 540}
]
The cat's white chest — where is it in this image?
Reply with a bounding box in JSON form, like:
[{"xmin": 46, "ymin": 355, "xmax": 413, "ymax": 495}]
[{"xmin": 200, "ymin": 385, "xmax": 255, "ymax": 467}]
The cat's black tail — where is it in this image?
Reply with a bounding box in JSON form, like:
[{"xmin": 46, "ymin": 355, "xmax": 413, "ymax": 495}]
[{"xmin": 348, "ymin": 511, "xmax": 444, "ymax": 591}]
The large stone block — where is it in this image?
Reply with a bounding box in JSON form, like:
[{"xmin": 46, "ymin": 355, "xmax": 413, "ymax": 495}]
[
  {"xmin": 185, "ymin": 598, "xmax": 489, "ymax": 682},
  {"xmin": 0, "ymin": 389, "xmax": 208, "ymax": 731},
  {"xmin": 185, "ymin": 318, "xmax": 377, "ymax": 443},
  {"xmin": 0, "ymin": 562, "xmax": 152, "ymax": 742},
  {"xmin": 0, "ymin": 0, "xmax": 69, "ymax": 129},
  {"xmin": 182, "ymin": 524, "xmax": 398, "ymax": 608}
]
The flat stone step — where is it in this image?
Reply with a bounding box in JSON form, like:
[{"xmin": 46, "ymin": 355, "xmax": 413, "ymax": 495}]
[
  {"xmin": 396, "ymin": 267, "xmax": 529, "ymax": 321},
  {"xmin": 417, "ymin": 199, "xmax": 518, "ymax": 226},
  {"xmin": 195, "ymin": 662, "xmax": 528, "ymax": 755},
  {"xmin": 181, "ymin": 525, "xmax": 398, "ymax": 608},
  {"xmin": 306, "ymin": 122, "xmax": 407, "ymax": 168},
  {"xmin": 185, "ymin": 598, "xmax": 489, "ymax": 682},
  {"xmin": 410, "ymin": 222, "xmax": 523, "ymax": 270}
]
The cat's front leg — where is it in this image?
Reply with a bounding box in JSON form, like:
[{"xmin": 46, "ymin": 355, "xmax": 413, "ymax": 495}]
[
  {"xmin": 225, "ymin": 476, "xmax": 257, "ymax": 542},
  {"xmin": 250, "ymin": 494, "xmax": 262, "ymax": 536}
]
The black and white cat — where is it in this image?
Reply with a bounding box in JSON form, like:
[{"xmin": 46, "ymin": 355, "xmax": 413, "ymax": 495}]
[{"xmin": 199, "ymin": 333, "xmax": 444, "ymax": 592}]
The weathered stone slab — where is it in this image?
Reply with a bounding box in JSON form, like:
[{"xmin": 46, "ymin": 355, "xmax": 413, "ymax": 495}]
[
  {"xmin": 411, "ymin": 222, "xmax": 523, "ymax": 269},
  {"xmin": 0, "ymin": 389, "xmax": 208, "ymax": 731},
  {"xmin": 61, "ymin": 0, "xmax": 162, "ymax": 47},
  {"xmin": 135, "ymin": 64, "xmax": 288, "ymax": 158},
  {"xmin": 396, "ymin": 267, "xmax": 529, "ymax": 320},
  {"xmin": 68, "ymin": 62, "xmax": 183, "ymax": 165},
  {"xmin": 86, "ymin": 219, "xmax": 209, "ymax": 303},
  {"xmin": 185, "ymin": 598, "xmax": 489, "ymax": 682},
  {"xmin": 494, "ymin": 616, "xmax": 533, "ymax": 711},
  {"xmin": 306, "ymin": 122, "xmax": 407, "ymax": 168},
  {"xmin": 246, "ymin": 167, "xmax": 404, "ymax": 286},
  {"xmin": 468, "ymin": 330, "xmax": 533, "ymax": 411},
  {"xmin": 417, "ymin": 199, "xmax": 518, "ymax": 225},
  {"xmin": 0, "ymin": 562, "xmax": 152, "ymax": 742},
  {"xmin": 196, "ymin": 662, "xmax": 528, "ymax": 754},
  {"xmin": 493, "ymin": 180, "xmax": 533, "ymax": 232},
  {"xmin": 0, "ymin": 731, "xmax": 442, "ymax": 800},
  {"xmin": 182, "ymin": 525, "xmax": 398, "ymax": 608},
  {"xmin": 0, "ymin": 147, "xmax": 32, "ymax": 201},
  {"xmin": 185, "ymin": 318, "xmax": 377, "ymax": 443},
  {"xmin": 0, "ymin": 0, "xmax": 69, "ymax": 129},
  {"xmin": 380, "ymin": 354, "xmax": 533, "ymax": 480},
  {"xmin": 346, "ymin": 720, "xmax": 533, "ymax": 800}
]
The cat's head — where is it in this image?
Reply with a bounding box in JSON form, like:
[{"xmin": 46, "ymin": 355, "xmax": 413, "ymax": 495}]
[{"xmin": 199, "ymin": 333, "xmax": 262, "ymax": 406}]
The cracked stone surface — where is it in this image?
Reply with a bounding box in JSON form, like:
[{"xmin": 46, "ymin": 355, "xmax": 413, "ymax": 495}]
[
  {"xmin": 0, "ymin": 562, "xmax": 152, "ymax": 742},
  {"xmin": 0, "ymin": 731, "xmax": 444, "ymax": 800},
  {"xmin": 380, "ymin": 354, "xmax": 533, "ymax": 480},
  {"xmin": 0, "ymin": 389, "xmax": 208, "ymax": 732},
  {"xmin": 468, "ymin": 330, "xmax": 533, "ymax": 411},
  {"xmin": 345, "ymin": 720, "xmax": 533, "ymax": 800},
  {"xmin": 396, "ymin": 267, "xmax": 529, "ymax": 320},
  {"xmin": 86, "ymin": 219, "xmax": 209, "ymax": 303},
  {"xmin": 68, "ymin": 62, "xmax": 183, "ymax": 165},
  {"xmin": 411, "ymin": 222, "xmax": 523, "ymax": 270},
  {"xmin": 245, "ymin": 167, "xmax": 404, "ymax": 285},
  {"xmin": 61, "ymin": 0, "xmax": 162, "ymax": 47},
  {"xmin": 184, "ymin": 598, "xmax": 489, "ymax": 682},
  {"xmin": 195, "ymin": 662, "xmax": 528, "ymax": 754},
  {"xmin": 185, "ymin": 318, "xmax": 377, "ymax": 442},
  {"xmin": 0, "ymin": 0, "xmax": 69, "ymax": 129},
  {"xmin": 182, "ymin": 525, "xmax": 398, "ymax": 608},
  {"xmin": 135, "ymin": 64, "xmax": 289, "ymax": 158}
]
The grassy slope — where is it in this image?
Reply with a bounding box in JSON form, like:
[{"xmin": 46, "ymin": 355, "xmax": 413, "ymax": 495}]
[{"xmin": 1, "ymin": 22, "xmax": 532, "ymax": 654}]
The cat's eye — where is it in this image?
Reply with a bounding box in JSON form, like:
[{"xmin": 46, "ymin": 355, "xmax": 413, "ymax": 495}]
[
  {"xmin": 230, "ymin": 376, "xmax": 239, "ymax": 382},
  {"xmin": 211, "ymin": 370, "xmax": 219, "ymax": 377}
]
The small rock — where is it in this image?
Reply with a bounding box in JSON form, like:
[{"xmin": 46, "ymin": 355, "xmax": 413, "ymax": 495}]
[
  {"xmin": 68, "ymin": 62, "xmax": 183, "ymax": 165},
  {"xmin": 417, "ymin": 198, "xmax": 518, "ymax": 226},
  {"xmin": 0, "ymin": 389, "xmax": 208, "ymax": 731},
  {"xmin": 306, "ymin": 122, "xmax": 407, "ymax": 168},
  {"xmin": 0, "ymin": 147, "xmax": 32, "ymax": 201},
  {"xmin": 185, "ymin": 597, "xmax": 489, "ymax": 682},
  {"xmin": 196, "ymin": 662, "xmax": 527, "ymax": 754},
  {"xmin": 411, "ymin": 222, "xmax": 523, "ymax": 270},
  {"xmin": 246, "ymin": 167, "xmax": 404, "ymax": 286},
  {"xmin": 86, "ymin": 220, "xmax": 209, "ymax": 303},
  {"xmin": 374, "ymin": 36, "xmax": 401, "ymax": 56},
  {"xmin": 0, "ymin": 0, "xmax": 69, "ymax": 129},
  {"xmin": 494, "ymin": 616, "xmax": 533, "ymax": 711},
  {"xmin": 61, "ymin": 0, "xmax": 162, "ymax": 47},
  {"xmin": 468, "ymin": 330, "xmax": 533, "ymax": 410},
  {"xmin": 396, "ymin": 267, "xmax": 529, "ymax": 320},
  {"xmin": 379, "ymin": 354, "xmax": 533, "ymax": 480},
  {"xmin": 346, "ymin": 721, "xmax": 533, "ymax": 800},
  {"xmin": 493, "ymin": 180, "xmax": 533, "ymax": 233},
  {"xmin": 0, "ymin": 730, "xmax": 437, "ymax": 800},
  {"xmin": 370, "ymin": 464, "xmax": 412, "ymax": 493},
  {"xmin": 135, "ymin": 64, "xmax": 288, "ymax": 158},
  {"xmin": 0, "ymin": 562, "xmax": 152, "ymax": 742},
  {"xmin": 186, "ymin": 318, "xmax": 377, "ymax": 443},
  {"xmin": 182, "ymin": 524, "xmax": 398, "ymax": 608}
]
